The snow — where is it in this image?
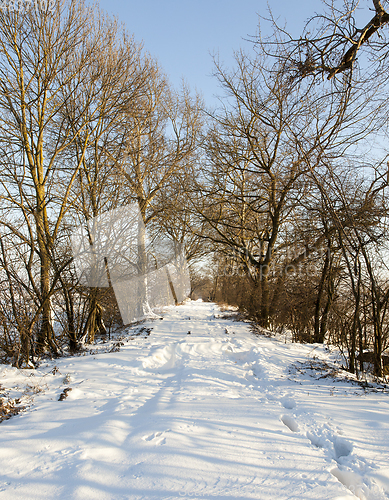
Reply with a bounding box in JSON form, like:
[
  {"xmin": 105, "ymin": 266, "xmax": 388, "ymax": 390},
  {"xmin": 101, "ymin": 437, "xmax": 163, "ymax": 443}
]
[{"xmin": 0, "ymin": 300, "xmax": 388, "ymax": 500}]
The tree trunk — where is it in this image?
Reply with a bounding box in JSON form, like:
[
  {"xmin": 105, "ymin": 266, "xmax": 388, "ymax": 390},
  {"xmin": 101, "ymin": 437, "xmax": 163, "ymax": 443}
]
[
  {"xmin": 63, "ymin": 286, "xmax": 77, "ymax": 351},
  {"xmin": 372, "ymin": 295, "xmax": 383, "ymax": 378},
  {"xmin": 349, "ymin": 261, "xmax": 361, "ymax": 374},
  {"xmin": 83, "ymin": 290, "xmax": 106, "ymax": 344},
  {"xmin": 314, "ymin": 249, "xmax": 330, "ymax": 343},
  {"xmin": 137, "ymin": 211, "xmax": 148, "ymax": 318},
  {"xmin": 37, "ymin": 243, "xmax": 57, "ymax": 355},
  {"xmin": 19, "ymin": 329, "xmax": 30, "ymax": 368},
  {"xmin": 259, "ymin": 265, "xmax": 270, "ymax": 328}
]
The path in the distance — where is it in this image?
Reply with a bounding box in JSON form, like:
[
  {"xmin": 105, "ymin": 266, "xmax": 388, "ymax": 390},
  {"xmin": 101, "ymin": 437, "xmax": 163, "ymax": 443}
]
[{"xmin": 0, "ymin": 301, "xmax": 388, "ymax": 500}]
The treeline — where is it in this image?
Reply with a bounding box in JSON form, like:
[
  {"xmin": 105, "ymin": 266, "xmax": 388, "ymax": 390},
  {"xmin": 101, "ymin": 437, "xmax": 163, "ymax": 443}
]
[
  {"xmin": 191, "ymin": 2, "xmax": 389, "ymax": 378},
  {"xmin": 0, "ymin": 0, "xmax": 388, "ymax": 377},
  {"xmin": 0, "ymin": 0, "xmax": 202, "ymax": 366}
]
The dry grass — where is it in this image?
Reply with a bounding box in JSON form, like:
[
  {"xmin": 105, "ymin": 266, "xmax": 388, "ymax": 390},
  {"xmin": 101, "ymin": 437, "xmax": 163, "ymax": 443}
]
[{"xmin": 0, "ymin": 397, "xmax": 26, "ymax": 423}]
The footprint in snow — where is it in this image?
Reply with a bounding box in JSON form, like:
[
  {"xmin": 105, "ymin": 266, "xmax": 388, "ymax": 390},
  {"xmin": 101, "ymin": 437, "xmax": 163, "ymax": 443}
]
[
  {"xmin": 304, "ymin": 424, "xmax": 375, "ymax": 497},
  {"xmin": 251, "ymin": 365, "xmax": 263, "ymax": 378},
  {"xmin": 280, "ymin": 396, "xmax": 296, "ymax": 409},
  {"xmin": 306, "ymin": 426, "xmax": 353, "ymax": 460},
  {"xmin": 333, "ymin": 435, "xmax": 353, "ymax": 459},
  {"xmin": 281, "ymin": 414, "xmax": 299, "ymax": 432},
  {"xmin": 142, "ymin": 430, "xmax": 169, "ymax": 445}
]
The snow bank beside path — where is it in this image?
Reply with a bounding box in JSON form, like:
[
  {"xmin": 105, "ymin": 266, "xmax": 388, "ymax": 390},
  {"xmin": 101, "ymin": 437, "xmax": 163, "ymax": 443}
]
[{"xmin": 0, "ymin": 301, "xmax": 388, "ymax": 500}]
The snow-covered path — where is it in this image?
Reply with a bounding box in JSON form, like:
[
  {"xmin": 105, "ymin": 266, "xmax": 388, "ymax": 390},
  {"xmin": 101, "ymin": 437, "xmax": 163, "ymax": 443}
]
[{"xmin": 0, "ymin": 301, "xmax": 388, "ymax": 499}]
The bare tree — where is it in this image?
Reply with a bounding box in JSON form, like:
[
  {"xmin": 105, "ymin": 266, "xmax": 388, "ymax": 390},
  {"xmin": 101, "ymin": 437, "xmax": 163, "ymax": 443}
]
[
  {"xmin": 107, "ymin": 81, "xmax": 203, "ymax": 316},
  {"xmin": 195, "ymin": 47, "xmax": 362, "ymax": 327},
  {"xmin": 62, "ymin": 32, "xmax": 155, "ymax": 345},
  {"xmin": 260, "ymin": 0, "xmax": 389, "ymax": 80},
  {"xmin": 307, "ymin": 157, "xmax": 389, "ymax": 376},
  {"xmin": 0, "ymin": 1, "xmax": 158, "ymax": 358}
]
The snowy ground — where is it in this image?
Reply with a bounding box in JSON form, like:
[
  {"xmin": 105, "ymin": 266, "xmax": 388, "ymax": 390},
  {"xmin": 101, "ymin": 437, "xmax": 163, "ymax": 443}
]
[{"xmin": 0, "ymin": 300, "xmax": 388, "ymax": 500}]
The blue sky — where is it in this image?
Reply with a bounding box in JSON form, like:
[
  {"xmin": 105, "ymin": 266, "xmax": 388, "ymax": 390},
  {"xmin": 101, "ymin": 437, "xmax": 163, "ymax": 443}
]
[{"xmin": 97, "ymin": 0, "xmax": 322, "ymax": 106}]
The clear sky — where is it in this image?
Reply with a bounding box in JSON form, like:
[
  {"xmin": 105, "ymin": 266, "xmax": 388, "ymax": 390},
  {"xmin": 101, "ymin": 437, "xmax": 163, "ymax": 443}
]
[{"xmin": 96, "ymin": 0, "xmax": 323, "ymax": 107}]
